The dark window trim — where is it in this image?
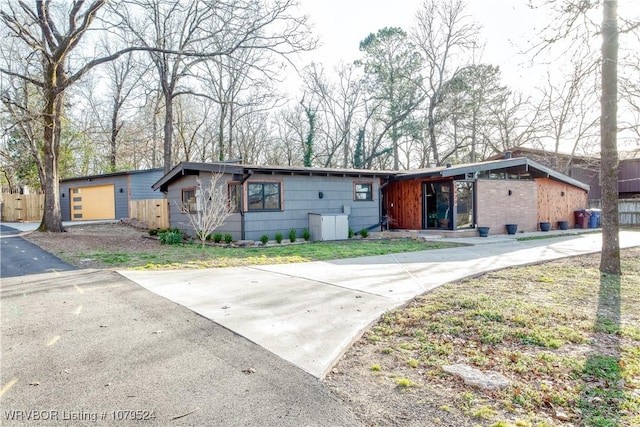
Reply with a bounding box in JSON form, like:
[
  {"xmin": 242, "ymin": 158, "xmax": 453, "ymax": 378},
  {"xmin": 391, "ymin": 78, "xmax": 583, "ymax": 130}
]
[
  {"xmin": 354, "ymin": 181, "xmax": 373, "ymax": 201},
  {"xmin": 246, "ymin": 181, "xmax": 283, "ymax": 212},
  {"xmin": 181, "ymin": 187, "xmax": 197, "ymax": 213}
]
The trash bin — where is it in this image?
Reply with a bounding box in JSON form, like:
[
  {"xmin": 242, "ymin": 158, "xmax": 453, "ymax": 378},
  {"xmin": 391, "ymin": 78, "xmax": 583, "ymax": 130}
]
[
  {"xmin": 587, "ymin": 209, "xmax": 602, "ymax": 228},
  {"xmin": 574, "ymin": 209, "xmax": 590, "ymax": 229}
]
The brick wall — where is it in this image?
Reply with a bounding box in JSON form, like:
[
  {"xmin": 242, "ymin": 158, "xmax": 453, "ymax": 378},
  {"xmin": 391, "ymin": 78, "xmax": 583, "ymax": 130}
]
[{"xmin": 476, "ymin": 180, "xmax": 538, "ymax": 234}]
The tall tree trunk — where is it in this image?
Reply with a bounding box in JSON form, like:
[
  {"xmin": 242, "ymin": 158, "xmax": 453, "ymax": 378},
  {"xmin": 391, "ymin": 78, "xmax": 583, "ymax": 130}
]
[
  {"xmin": 39, "ymin": 76, "xmax": 64, "ymax": 232},
  {"xmin": 163, "ymin": 92, "xmax": 173, "ymax": 174},
  {"xmin": 228, "ymin": 102, "xmax": 234, "ymax": 160},
  {"xmin": 218, "ymin": 103, "xmax": 227, "ymax": 161},
  {"xmin": 599, "ymin": 0, "xmax": 620, "ymax": 275},
  {"xmin": 428, "ymin": 96, "xmax": 440, "ymax": 166},
  {"xmin": 392, "ymin": 122, "xmax": 399, "ymax": 171},
  {"xmin": 110, "ymin": 102, "xmax": 118, "ymax": 172}
]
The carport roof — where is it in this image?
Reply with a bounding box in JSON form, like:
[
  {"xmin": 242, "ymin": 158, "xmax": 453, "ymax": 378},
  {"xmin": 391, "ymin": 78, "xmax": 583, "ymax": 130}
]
[{"xmin": 392, "ymin": 157, "xmax": 590, "ymax": 191}]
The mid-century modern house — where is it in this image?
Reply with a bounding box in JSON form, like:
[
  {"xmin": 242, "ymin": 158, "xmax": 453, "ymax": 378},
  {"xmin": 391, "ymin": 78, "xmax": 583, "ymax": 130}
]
[
  {"xmin": 152, "ymin": 157, "xmax": 590, "ymax": 240},
  {"xmin": 151, "ymin": 162, "xmax": 394, "ymax": 241},
  {"xmin": 384, "ymin": 157, "xmax": 590, "ymax": 235},
  {"xmin": 59, "ymin": 168, "xmax": 164, "ymax": 221}
]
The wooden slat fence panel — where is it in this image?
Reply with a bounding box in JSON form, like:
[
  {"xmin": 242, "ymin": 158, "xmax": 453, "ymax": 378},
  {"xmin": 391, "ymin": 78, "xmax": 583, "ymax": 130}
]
[
  {"xmin": 588, "ymin": 199, "xmax": 640, "ymax": 226},
  {"xmin": 128, "ymin": 199, "xmax": 169, "ymax": 230},
  {"xmin": 1, "ymin": 192, "xmax": 44, "ymax": 222}
]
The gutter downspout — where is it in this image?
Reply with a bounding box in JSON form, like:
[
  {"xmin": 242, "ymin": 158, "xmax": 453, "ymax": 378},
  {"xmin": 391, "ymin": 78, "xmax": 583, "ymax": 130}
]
[{"xmin": 379, "ymin": 177, "xmax": 391, "ymax": 231}]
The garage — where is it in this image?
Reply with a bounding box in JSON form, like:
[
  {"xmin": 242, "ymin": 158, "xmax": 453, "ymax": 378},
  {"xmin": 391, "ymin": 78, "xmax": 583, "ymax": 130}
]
[{"xmin": 69, "ymin": 184, "xmax": 116, "ymax": 220}]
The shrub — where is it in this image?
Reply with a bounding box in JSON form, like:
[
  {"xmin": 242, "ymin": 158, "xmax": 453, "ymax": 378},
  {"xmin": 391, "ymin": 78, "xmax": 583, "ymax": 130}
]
[
  {"xmin": 302, "ymin": 228, "xmax": 311, "ymax": 241},
  {"xmin": 288, "ymin": 228, "xmax": 297, "ymax": 243},
  {"xmin": 275, "ymin": 231, "xmax": 283, "ymax": 244},
  {"xmin": 213, "ymin": 233, "xmax": 223, "ymax": 243},
  {"xmin": 148, "ymin": 228, "xmax": 159, "ymax": 236},
  {"xmin": 196, "ymin": 230, "xmax": 211, "ymax": 241},
  {"xmin": 260, "ymin": 234, "xmax": 269, "ymax": 245},
  {"xmin": 348, "ymin": 227, "xmax": 355, "ymax": 238},
  {"xmin": 223, "ymin": 233, "xmax": 233, "ymax": 244},
  {"xmin": 359, "ymin": 228, "xmax": 369, "ymax": 238},
  {"xmin": 159, "ymin": 231, "xmax": 183, "ymax": 245}
]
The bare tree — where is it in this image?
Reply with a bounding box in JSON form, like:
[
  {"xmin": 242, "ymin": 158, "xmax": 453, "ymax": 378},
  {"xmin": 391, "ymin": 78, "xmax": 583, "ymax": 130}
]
[
  {"xmin": 0, "ymin": 1, "xmax": 128, "ymax": 231},
  {"xmin": 528, "ymin": 0, "xmax": 637, "ymax": 274},
  {"xmin": 302, "ymin": 62, "xmax": 365, "ymax": 168},
  {"xmin": 487, "ymin": 91, "xmax": 543, "ymax": 154},
  {"xmin": 113, "ymin": 0, "xmax": 315, "ymax": 174},
  {"xmin": 0, "ymin": 0, "xmax": 313, "ymax": 232},
  {"xmin": 537, "ymin": 60, "xmax": 600, "ymax": 172},
  {"xmin": 412, "ymin": 0, "xmax": 480, "ymax": 166},
  {"xmin": 179, "ymin": 173, "xmax": 235, "ymax": 250}
]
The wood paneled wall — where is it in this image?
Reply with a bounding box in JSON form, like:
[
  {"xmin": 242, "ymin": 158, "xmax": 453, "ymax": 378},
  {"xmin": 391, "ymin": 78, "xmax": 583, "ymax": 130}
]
[
  {"xmin": 536, "ymin": 178, "xmax": 588, "ymax": 228},
  {"xmin": 384, "ymin": 180, "xmax": 423, "ymax": 229}
]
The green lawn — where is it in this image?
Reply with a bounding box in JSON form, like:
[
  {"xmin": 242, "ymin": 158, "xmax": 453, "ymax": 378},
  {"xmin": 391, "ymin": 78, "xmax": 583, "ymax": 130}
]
[{"xmin": 67, "ymin": 239, "xmax": 463, "ymax": 269}]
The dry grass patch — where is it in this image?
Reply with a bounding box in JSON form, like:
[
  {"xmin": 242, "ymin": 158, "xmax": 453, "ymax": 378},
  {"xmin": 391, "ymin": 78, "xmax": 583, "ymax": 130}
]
[{"xmin": 325, "ymin": 247, "xmax": 640, "ymax": 426}]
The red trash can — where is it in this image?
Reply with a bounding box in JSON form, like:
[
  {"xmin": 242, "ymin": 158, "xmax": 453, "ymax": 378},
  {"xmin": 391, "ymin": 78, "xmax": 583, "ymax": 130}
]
[{"xmin": 574, "ymin": 210, "xmax": 590, "ymax": 229}]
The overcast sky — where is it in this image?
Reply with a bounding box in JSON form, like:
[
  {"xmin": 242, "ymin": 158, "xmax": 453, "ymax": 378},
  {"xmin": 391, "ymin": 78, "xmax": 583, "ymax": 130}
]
[{"xmin": 296, "ymin": 0, "xmax": 544, "ymax": 87}]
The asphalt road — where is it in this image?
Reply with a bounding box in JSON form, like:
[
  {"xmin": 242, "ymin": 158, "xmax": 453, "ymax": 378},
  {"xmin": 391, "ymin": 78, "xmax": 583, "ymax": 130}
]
[
  {"xmin": 1, "ymin": 224, "xmax": 76, "ymax": 278},
  {"xmin": 0, "ymin": 224, "xmax": 361, "ymax": 426},
  {"xmin": 0, "ymin": 269, "xmax": 362, "ymax": 426}
]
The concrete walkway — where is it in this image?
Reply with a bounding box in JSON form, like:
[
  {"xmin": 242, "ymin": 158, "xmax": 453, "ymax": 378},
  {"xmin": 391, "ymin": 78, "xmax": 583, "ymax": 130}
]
[{"xmin": 120, "ymin": 230, "xmax": 640, "ymax": 379}]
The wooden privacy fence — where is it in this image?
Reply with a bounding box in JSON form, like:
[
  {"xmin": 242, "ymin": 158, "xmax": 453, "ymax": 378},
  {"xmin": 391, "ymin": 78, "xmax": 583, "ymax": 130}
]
[
  {"xmin": 589, "ymin": 199, "xmax": 640, "ymax": 226},
  {"xmin": 1, "ymin": 192, "xmax": 44, "ymax": 222},
  {"xmin": 128, "ymin": 199, "xmax": 169, "ymax": 230}
]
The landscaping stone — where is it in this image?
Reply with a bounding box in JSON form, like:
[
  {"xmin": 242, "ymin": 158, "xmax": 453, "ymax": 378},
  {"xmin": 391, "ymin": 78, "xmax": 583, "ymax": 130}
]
[{"xmin": 442, "ymin": 364, "xmax": 510, "ymax": 391}]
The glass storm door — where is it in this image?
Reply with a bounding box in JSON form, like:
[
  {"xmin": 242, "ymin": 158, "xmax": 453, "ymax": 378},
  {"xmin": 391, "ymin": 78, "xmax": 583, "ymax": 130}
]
[{"xmin": 455, "ymin": 181, "xmax": 474, "ymax": 229}]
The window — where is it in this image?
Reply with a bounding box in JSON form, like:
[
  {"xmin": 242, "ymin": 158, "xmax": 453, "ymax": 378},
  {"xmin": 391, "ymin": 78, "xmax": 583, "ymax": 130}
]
[
  {"xmin": 182, "ymin": 187, "xmax": 196, "ymax": 213},
  {"xmin": 354, "ymin": 182, "xmax": 373, "ymax": 201},
  {"xmin": 247, "ymin": 182, "xmax": 281, "ymax": 211},
  {"xmin": 228, "ymin": 182, "xmax": 242, "ymax": 212}
]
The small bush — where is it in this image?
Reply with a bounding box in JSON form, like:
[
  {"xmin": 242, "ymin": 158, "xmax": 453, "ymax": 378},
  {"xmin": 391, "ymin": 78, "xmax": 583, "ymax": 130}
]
[
  {"xmin": 260, "ymin": 234, "xmax": 269, "ymax": 244},
  {"xmin": 348, "ymin": 227, "xmax": 355, "ymax": 238},
  {"xmin": 159, "ymin": 231, "xmax": 183, "ymax": 245},
  {"xmin": 223, "ymin": 234, "xmax": 233, "ymax": 244},
  {"xmin": 370, "ymin": 364, "xmax": 382, "ymax": 372},
  {"xmin": 213, "ymin": 233, "xmax": 223, "ymax": 243},
  {"xmin": 196, "ymin": 230, "xmax": 210, "ymax": 241},
  {"xmin": 302, "ymin": 228, "xmax": 311, "ymax": 241},
  {"xmin": 288, "ymin": 228, "xmax": 297, "ymax": 243},
  {"xmin": 359, "ymin": 228, "xmax": 369, "ymax": 238},
  {"xmin": 148, "ymin": 228, "xmax": 159, "ymax": 236},
  {"xmin": 275, "ymin": 231, "xmax": 283, "ymax": 244}
]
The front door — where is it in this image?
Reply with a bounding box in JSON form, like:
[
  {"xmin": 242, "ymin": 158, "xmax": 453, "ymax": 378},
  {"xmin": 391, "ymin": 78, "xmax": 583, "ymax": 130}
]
[{"xmin": 423, "ymin": 182, "xmax": 452, "ymax": 229}]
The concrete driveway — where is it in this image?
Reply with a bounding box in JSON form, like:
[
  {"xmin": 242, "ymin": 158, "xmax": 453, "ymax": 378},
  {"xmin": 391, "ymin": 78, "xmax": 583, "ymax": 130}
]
[
  {"xmin": 120, "ymin": 230, "xmax": 640, "ymax": 379},
  {"xmin": 1, "ymin": 270, "xmax": 362, "ymax": 426}
]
